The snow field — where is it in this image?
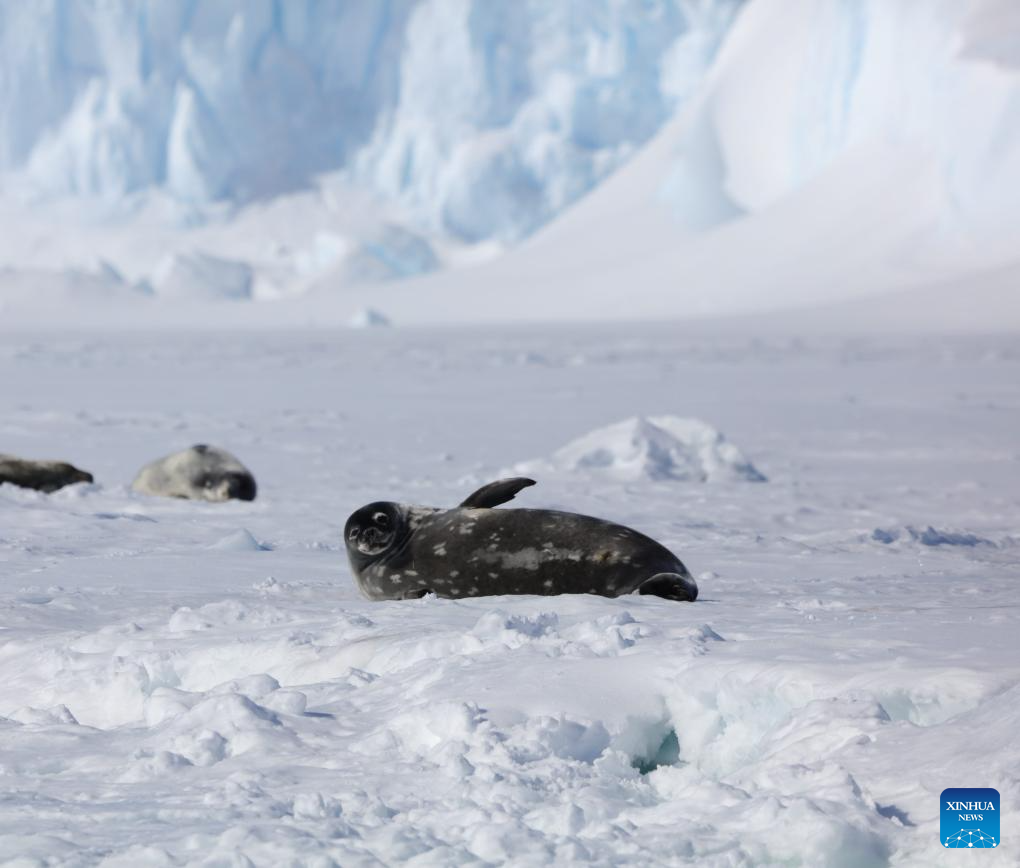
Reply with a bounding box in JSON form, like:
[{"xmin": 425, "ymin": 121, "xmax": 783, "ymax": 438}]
[{"xmin": 0, "ymin": 326, "xmax": 1018, "ymax": 865}]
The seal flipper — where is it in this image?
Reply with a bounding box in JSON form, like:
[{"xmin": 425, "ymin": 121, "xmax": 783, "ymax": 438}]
[
  {"xmin": 459, "ymin": 477, "xmax": 536, "ymax": 509},
  {"xmin": 638, "ymin": 572, "xmax": 699, "ymax": 602}
]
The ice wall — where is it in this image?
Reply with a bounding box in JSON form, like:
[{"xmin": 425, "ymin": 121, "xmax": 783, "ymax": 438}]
[
  {"xmin": 0, "ymin": 0, "xmax": 740, "ymax": 240},
  {"xmin": 0, "ymin": 0, "xmax": 1016, "ymax": 260}
]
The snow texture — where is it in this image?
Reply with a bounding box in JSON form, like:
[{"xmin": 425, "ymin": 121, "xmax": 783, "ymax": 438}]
[
  {"xmin": 0, "ymin": 326, "xmax": 1018, "ymax": 865},
  {"xmin": 515, "ymin": 415, "xmax": 766, "ymax": 482}
]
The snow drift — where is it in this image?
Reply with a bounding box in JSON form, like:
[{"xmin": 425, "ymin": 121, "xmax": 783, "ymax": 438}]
[{"xmin": 515, "ymin": 416, "xmax": 766, "ymax": 482}]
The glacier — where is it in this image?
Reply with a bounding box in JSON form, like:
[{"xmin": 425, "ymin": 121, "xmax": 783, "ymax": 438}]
[
  {"xmin": 0, "ymin": 0, "xmax": 1017, "ymax": 321},
  {"xmin": 0, "ymin": 0, "xmax": 741, "ymax": 241}
]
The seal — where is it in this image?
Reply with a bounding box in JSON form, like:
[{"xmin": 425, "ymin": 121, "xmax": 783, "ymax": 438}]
[
  {"xmin": 132, "ymin": 445, "xmax": 257, "ymax": 502},
  {"xmin": 0, "ymin": 454, "xmax": 93, "ymax": 493},
  {"xmin": 344, "ymin": 478, "xmax": 698, "ymax": 602}
]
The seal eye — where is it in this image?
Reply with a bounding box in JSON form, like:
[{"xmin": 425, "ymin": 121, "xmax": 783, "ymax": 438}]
[
  {"xmin": 348, "ymin": 527, "xmax": 360, "ymax": 540},
  {"xmin": 374, "ymin": 512, "xmax": 390, "ymax": 528}
]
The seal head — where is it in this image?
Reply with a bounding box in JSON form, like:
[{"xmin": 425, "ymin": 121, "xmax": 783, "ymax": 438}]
[{"xmin": 344, "ymin": 501, "xmax": 408, "ymax": 571}]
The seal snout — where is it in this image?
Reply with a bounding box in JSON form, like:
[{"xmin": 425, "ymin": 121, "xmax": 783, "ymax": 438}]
[
  {"xmin": 225, "ymin": 473, "xmax": 257, "ymax": 502},
  {"xmin": 345, "ymin": 502, "xmax": 403, "ymax": 561},
  {"xmin": 638, "ymin": 572, "xmax": 699, "ymax": 602}
]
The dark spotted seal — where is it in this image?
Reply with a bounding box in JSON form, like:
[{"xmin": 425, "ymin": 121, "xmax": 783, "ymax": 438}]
[
  {"xmin": 344, "ymin": 478, "xmax": 697, "ymax": 602},
  {"xmin": 0, "ymin": 454, "xmax": 93, "ymax": 492},
  {"xmin": 132, "ymin": 445, "xmax": 256, "ymax": 502}
]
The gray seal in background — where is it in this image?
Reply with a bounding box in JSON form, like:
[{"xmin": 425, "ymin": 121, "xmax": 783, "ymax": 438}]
[
  {"xmin": 0, "ymin": 454, "xmax": 93, "ymax": 492},
  {"xmin": 132, "ymin": 445, "xmax": 256, "ymax": 502},
  {"xmin": 344, "ymin": 478, "xmax": 697, "ymax": 602}
]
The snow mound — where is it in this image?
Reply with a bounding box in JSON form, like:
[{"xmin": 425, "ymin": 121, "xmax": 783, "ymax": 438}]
[
  {"xmin": 516, "ymin": 416, "xmax": 766, "ymax": 482},
  {"xmin": 208, "ymin": 529, "xmax": 268, "ymax": 552},
  {"xmin": 348, "ymin": 308, "xmax": 392, "ymax": 329},
  {"xmin": 152, "ymin": 252, "xmax": 253, "ymax": 301}
]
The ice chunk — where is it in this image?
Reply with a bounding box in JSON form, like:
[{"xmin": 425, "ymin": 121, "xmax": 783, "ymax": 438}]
[
  {"xmin": 348, "ymin": 308, "xmax": 392, "ymax": 329},
  {"xmin": 151, "ymin": 252, "xmax": 253, "ymax": 301},
  {"xmin": 517, "ymin": 416, "xmax": 766, "ymax": 482}
]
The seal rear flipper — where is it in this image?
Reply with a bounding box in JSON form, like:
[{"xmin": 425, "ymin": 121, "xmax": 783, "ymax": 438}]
[
  {"xmin": 459, "ymin": 477, "xmax": 536, "ymax": 509},
  {"xmin": 638, "ymin": 573, "xmax": 698, "ymax": 602}
]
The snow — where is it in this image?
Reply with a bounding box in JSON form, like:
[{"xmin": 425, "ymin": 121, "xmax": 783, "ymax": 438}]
[
  {"xmin": 515, "ymin": 415, "xmax": 766, "ymax": 482},
  {"xmin": 1, "ymin": 1, "xmax": 1016, "ymax": 328},
  {"xmin": 1, "ymin": 325, "xmax": 1018, "ymax": 865},
  {"xmin": 0, "ymin": 3, "xmax": 1018, "ymax": 862},
  {"xmin": 208, "ymin": 529, "xmax": 269, "ymax": 553}
]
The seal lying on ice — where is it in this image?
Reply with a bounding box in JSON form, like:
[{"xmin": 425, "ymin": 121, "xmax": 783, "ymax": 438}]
[
  {"xmin": 0, "ymin": 454, "xmax": 93, "ymax": 492},
  {"xmin": 132, "ymin": 445, "xmax": 257, "ymax": 502},
  {"xmin": 344, "ymin": 478, "xmax": 697, "ymax": 602}
]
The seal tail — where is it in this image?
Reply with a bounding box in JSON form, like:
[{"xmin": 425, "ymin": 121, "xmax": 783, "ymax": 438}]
[{"xmin": 638, "ymin": 572, "xmax": 698, "ymax": 602}]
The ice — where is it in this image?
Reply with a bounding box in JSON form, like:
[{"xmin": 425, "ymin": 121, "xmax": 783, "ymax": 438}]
[
  {"xmin": 348, "ymin": 307, "xmax": 392, "ymax": 329},
  {"xmin": 0, "ymin": 327, "xmax": 1017, "ymax": 864},
  {"xmin": 515, "ymin": 415, "xmax": 766, "ymax": 482},
  {"xmin": 0, "ymin": 0, "xmax": 736, "ymax": 243},
  {"xmin": 0, "ymin": 2, "xmax": 1016, "ymax": 325},
  {"xmin": 151, "ymin": 251, "xmax": 253, "ymax": 301}
]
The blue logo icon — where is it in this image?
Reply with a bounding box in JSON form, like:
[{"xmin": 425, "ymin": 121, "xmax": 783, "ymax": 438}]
[{"xmin": 941, "ymin": 788, "xmax": 999, "ymax": 849}]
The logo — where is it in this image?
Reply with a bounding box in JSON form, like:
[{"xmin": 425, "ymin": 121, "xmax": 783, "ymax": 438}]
[{"xmin": 941, "ymin": 788, "xmax": 1000, "ymax": 849}]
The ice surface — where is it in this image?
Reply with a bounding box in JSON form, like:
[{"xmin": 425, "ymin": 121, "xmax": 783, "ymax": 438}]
[
  {"xmin": 0, "ymin": 1, "xmax": 1018, "ymax": 323},
  {"xmin": 516, "ymin": 415, "xmax": 766, "ymax": 482},
  {"xmin": 0, "ymin": 326, "xmax": 1017, "ymax": 864}
]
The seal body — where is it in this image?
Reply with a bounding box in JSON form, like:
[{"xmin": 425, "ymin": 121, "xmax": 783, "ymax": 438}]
[
  {"xmin": 132, "ymin": 445, "xmax": 256, "ymax": 502},
  {"xmin": 344, "ymin": 479, "xmax": 697, "ymax": 602},
  {"xmin": 0, "ymin": 454, "xmax": 93, "ymax": 493}
]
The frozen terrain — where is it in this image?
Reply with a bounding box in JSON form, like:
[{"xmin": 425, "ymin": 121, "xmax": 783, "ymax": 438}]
[
  {"xmin": 1, "ymin": 326, "xmax": 1018, "ymax": 865},
  {"xmin": 0, "ymin": 0, "xmax": 1018, "ymax": 324}
]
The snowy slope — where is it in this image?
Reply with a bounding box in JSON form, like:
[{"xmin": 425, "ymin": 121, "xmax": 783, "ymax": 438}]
[
  {"xmin": 1, "ymin": 326, "xmax": 1018, "ymax": 864},
  {"xmin": 299, "ymin": 0, "xmax": 1020, "ymax": 324},
  {"xmin": 0, "ymin": 0, "xmax": 1018, "ymax": 324}
]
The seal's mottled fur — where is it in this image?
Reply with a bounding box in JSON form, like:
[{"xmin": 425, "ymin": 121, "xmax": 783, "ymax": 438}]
[{"xmin": 344, "ymin": 478, "xmax": 697, "ymax": 602}]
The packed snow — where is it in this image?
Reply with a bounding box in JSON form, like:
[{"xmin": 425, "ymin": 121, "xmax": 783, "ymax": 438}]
[
  {"xmin": 514, "ymin": 415, "xmax": 766, "ymax": 483},
  {"xmin": 0, "ymin": 327, "xmax": 1017, "ymax": 865}
]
